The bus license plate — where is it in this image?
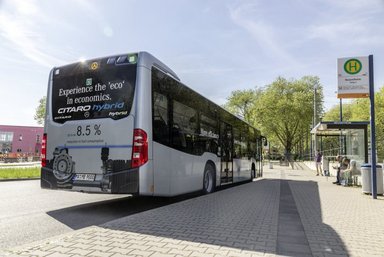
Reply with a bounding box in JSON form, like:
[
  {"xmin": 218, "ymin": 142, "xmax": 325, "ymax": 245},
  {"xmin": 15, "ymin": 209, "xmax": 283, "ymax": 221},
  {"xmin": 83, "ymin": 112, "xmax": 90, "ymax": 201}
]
[{"xmin": 74, "ymin": 174, "xmax": 96, "ymax": 181}]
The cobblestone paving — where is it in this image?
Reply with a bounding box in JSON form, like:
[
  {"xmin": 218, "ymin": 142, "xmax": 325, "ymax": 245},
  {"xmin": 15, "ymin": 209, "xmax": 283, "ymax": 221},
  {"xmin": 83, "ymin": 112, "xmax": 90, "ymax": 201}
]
[
  {"xmin": 284, "ymin": 168, "xmax": 384, "ymax": 257},
  {"xmin": 3, "ymin": 164, "xmax": 384, "ymax": 257}
]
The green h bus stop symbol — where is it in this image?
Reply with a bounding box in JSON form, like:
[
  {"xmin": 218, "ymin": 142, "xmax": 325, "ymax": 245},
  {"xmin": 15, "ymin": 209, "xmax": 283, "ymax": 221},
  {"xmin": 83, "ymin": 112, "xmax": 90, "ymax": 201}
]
[{"xmin": 344, "ymin": 59, "xmax": 362, "ymax": 75}]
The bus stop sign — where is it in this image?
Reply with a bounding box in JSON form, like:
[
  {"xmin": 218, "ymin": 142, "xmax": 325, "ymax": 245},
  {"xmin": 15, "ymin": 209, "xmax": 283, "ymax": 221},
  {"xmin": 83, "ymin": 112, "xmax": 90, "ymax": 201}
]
[{"xmin": 337, "ymin": 56, "xmax": 369, "ymax": 98}]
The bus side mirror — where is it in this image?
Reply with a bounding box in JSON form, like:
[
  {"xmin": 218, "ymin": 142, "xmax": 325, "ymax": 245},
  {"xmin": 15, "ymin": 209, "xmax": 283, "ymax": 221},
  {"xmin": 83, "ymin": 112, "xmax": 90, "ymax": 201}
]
[{"xmin": 262, "ymin": 136, "xmax": 268, "ymax": 146}]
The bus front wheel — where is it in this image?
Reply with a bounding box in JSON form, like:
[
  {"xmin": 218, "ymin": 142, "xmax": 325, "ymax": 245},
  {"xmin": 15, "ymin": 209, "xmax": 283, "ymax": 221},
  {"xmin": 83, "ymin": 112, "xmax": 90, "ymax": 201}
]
[{"xmin": 203, "ymin": 164, "xmax": 215, "ymax": 194}]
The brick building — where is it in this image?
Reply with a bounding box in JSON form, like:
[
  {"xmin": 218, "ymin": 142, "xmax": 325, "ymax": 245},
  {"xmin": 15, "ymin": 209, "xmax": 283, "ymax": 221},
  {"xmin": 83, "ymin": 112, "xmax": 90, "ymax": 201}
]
[{"xmin": 0, "ymin": 125, "xmax": 44, "ymax": 156}]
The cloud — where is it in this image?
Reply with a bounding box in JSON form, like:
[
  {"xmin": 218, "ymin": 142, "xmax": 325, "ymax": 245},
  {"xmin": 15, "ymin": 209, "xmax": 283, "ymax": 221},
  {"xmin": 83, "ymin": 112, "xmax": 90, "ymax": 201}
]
[
  {"xmin": 179, "ymin": 66, "xmax": 236, "ymax": 75},
  {"xmin": 0, "ymin": 0, "xmax": 66, "ymax": 67},
  {"xmin": 74, "ymin": 0, "xmax": 114, "ymax": 38},
  {"xmin": 228, "ymin": 2, "xmax": 301, "ymax": 67},
  {"xmin": 322, "ymin": 0, "xmax": 384, "ymax": 11},
  {"xmin": 308, "ymin": 0, "xmax": 384, "ymax": 46}
]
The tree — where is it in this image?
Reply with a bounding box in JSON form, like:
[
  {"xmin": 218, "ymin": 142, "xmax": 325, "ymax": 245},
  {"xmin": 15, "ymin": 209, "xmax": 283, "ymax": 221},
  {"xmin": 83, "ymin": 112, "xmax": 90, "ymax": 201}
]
[
  {"xmin": 254, "ymin": 76, "xmax": 323, "ymax": 159},
  {"xmin": 349, "ymin": 90, "xmax": 384, "ymax": 160},
  {"xmin": 323, "ymin": 87, "xmax": 384, "ymax": 160},
  {"xmin": 323, "ymin": 103, "xmax": 353, "ymax": 121},
  {"xmin": 34, "ymin": 96, "xmax": 46, "ymax": 125},
  {"xmin": 349, "ymin": 98, "xmax": 369, "ymax": 121},
  {"xmin": 223, "ymin": 76, "xmax": 324, "ymax": 160},
  {"xmin": 223, "ymin": 89, "xmax": 260, "ymax": 125},
  {"xmin": 301, "ymin": 76, "xmax": 324, "ymax": 124}
]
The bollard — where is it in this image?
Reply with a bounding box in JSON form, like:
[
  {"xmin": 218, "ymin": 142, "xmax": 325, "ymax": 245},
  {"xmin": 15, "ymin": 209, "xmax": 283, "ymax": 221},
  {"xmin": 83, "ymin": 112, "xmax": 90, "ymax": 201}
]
[{"xmin": 269, "ymin": 162, "xmax": 273, "ymax": 169}]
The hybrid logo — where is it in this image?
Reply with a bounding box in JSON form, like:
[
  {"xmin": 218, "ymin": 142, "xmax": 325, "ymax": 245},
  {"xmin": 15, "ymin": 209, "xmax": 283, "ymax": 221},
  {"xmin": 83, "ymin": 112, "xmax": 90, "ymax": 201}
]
[
  {"xmin": 109, "ymin": 111, "xmax": 128, "ymax": 117},
  {"xmin": 58, "ymin": 105, "xmax": 91, "ymax": 114},
  {"xmin": 92, "ymin": 102, "xmax": 125, "ymax": 112}
]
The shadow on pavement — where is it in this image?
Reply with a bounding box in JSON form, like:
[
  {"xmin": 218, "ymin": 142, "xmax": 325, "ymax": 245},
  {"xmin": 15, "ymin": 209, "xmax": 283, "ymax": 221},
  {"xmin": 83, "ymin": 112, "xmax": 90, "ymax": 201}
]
[
  {"xmin": 46, "ymin": 182, "xmax": 245, "ymax": 230},
  {"xmin": 47, "ymin": 193, "xmax": 201, "ymax": 230},
  {"xmin": 47, "ymin": 179, "xmax": 348, "ymax": 256},
  {"xmin": 99, "ymin": 179, "xmax": 348, "ymax": 256},
  {"xmin": 289, "ymin": 180, "xmax": 349, "ymax": 256}
]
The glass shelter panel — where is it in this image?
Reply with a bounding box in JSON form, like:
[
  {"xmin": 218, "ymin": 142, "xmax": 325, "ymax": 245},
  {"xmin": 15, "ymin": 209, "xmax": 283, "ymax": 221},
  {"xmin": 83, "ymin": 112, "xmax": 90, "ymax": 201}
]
[
  {"xmin": 311, "ymin": 122, "xmax": 368, "ymax": 167},
  {"xmin": 345, "ymin": 129, "xmax": 365, "ymax": 164}
]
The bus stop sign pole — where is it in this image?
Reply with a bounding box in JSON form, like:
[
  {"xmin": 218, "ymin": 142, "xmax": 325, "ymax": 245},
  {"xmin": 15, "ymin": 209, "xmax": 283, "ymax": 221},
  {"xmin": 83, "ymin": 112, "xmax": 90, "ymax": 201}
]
[{"xmin": 369, "ymin": 54, "xmax": 377, "ymax": 199}]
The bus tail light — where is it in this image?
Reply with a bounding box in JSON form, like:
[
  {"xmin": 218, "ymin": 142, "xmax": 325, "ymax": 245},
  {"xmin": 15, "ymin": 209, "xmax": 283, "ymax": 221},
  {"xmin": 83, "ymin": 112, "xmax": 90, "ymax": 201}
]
[
  {"xmin": 131, "ymin": 129, "xmax": 148, "ymax": 168},
  {"xmin": 41, "ymin": 133, "xmax": 47, "ymax": 167}
]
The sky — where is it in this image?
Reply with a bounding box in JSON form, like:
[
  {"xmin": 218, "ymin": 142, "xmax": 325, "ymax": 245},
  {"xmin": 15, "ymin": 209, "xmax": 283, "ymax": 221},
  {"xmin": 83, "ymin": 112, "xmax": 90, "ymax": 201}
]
[{"xmin": 1, "ymin": 0, "xmax": 384, "ymax": 126}]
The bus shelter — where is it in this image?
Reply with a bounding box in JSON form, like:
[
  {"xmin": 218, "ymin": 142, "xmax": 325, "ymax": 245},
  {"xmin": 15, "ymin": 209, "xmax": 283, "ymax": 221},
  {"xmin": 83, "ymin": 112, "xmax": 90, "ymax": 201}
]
[{"xmin": 310, "ymin": 121, "xmax": 369, "ymax": 164}]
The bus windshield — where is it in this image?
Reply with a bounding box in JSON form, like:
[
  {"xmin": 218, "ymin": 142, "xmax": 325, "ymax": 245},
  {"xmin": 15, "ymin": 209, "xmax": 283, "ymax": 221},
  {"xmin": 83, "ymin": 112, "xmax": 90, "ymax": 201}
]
[{"xmin": 51, "ymin": 61, "xmax": 137, "ymax": 124}]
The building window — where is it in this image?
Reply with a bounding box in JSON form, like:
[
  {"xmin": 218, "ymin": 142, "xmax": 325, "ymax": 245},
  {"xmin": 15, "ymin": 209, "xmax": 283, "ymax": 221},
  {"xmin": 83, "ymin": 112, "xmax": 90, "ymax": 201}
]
[{"xmin": 0, "ymin": 132, "xmax": 13, "ymax": 142}]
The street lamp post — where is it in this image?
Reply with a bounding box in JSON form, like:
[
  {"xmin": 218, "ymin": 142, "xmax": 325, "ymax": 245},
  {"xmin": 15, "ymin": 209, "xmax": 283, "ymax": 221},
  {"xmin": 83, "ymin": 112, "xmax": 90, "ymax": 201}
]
[
  {"xmin": 339, "ymin": 98, "xmax": 343, "ymax": 155},
  {"xmin": 313, "ymin": 85, "xmax": 317, "ymax": 160}
]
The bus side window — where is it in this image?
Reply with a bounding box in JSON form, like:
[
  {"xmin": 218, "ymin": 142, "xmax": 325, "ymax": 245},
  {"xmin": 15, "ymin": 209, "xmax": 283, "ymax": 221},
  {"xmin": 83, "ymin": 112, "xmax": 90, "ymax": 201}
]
[
  {"xmin": 199, "ymin": 114, "xmax": 219, "ymax": 155},
  {"xmin": 172, "ymin": 124, "xmax": 186, "ymax": 149},
  {"xmin": 241, "ymin": 128, "xmax": 248, "ymax": 159},
  {"xmin": 233, "ymin": 128, "xmax": 241, "ymax": 158},
  {"xmin": 153, "ymin": 92, "xmax": 170, "ymax": 145},
  {"xmin": 172, "ymin": 100, "xmax": 197, "ymax": 153}
]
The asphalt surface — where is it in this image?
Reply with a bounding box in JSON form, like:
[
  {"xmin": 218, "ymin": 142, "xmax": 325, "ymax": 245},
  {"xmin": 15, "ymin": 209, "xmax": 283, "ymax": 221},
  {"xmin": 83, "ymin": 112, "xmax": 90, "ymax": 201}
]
[
  {"xmin": 4, "ymin": 166, "xmax": 384, "ymax": 256},
  {"xmin": 0, "ymin": 180, "xmax": 197, "ymax": 250}
]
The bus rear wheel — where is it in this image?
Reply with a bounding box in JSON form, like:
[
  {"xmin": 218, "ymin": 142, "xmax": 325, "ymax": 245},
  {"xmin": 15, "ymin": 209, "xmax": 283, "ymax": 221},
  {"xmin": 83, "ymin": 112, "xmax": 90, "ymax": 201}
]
[{"xmin": 203, "ymin": 164, "xmax": 215, "ymax": 194}]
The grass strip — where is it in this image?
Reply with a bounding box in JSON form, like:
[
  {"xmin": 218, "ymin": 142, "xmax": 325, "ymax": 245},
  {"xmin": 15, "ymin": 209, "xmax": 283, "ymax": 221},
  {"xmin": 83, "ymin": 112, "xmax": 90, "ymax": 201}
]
[{"xmin": 0, "ymin": 167, "xmax": 40, "ymax": 179}]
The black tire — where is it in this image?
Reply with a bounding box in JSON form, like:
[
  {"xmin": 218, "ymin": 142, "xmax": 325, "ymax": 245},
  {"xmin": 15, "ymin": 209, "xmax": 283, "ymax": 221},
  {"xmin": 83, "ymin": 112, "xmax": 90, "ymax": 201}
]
[{"xmin": 203, "ymin": 164, "xmax": 215, "ymax": 194}]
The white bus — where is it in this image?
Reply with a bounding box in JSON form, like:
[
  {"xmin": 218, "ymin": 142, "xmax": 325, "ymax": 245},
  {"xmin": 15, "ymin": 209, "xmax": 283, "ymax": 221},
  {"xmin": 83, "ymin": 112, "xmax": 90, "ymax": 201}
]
[{"xmin": 41, "ymin": 52, "xmax": 264, "ymax": 196}]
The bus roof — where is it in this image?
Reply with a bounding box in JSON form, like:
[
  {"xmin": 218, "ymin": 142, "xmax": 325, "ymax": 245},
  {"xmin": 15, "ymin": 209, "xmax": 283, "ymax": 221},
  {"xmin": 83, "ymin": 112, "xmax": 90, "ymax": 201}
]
[
  {"xmin": 51, "ymin": 51, "xmax": 259, "ymax": 134},
  {"xmin": 138, "ymin": 52, "xmax": 180, "ymax": 81},
  {"xmin": 52, "ymin": 51, "xmax": 180, "ymax": 82}
]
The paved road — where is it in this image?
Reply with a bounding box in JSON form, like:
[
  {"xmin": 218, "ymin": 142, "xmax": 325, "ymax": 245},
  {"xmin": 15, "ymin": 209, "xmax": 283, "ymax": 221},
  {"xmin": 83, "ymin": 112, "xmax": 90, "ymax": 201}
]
[
  {"xmin": 0, "ymin": 180, "xmax": 126, "ymax": 249},
  {"xmin": 0, "ymin": 180, "xmax": 197, "ymax": 250},
  {"xmin": 4, "ymin": 166, "xmax": 384, "ymax": 256}
]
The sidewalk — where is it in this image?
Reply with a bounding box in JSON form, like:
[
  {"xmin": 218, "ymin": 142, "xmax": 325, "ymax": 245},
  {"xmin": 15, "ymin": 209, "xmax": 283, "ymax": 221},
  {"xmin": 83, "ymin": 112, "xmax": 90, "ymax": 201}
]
[{"xmin": 3, "ymin": 164, "xmax": 384, "ymax": 257}]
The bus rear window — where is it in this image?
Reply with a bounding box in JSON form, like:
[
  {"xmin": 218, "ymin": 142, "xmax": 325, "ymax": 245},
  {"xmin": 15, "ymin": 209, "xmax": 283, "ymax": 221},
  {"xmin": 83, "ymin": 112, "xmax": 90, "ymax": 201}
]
[{"xmin": 51, "ymin": 62, "xmax": 137, "ymax": 123}]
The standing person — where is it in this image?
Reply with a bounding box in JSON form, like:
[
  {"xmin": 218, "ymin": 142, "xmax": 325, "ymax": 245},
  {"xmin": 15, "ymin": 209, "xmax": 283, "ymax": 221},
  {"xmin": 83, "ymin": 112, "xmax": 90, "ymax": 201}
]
[
  {"xmin": 333, "ymin": 155, "xmax": 342, "ymax": 185},
  {"xmin": 315, "ymin": 150, "xmax": 323, "ymax": 176}
]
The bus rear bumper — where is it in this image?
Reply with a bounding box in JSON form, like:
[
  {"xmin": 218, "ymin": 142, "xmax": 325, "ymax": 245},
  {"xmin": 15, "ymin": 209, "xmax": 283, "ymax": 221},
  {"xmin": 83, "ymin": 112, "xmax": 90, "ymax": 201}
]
[{"xmin": 40, "ymin": 167, "xmax": 139, "ymax": 194}]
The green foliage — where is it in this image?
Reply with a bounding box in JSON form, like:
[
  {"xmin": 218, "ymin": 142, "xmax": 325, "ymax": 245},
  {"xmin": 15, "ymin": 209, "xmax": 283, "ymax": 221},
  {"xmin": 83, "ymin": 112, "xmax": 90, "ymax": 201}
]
[
  {"xmin": 223, "ymin": 88, "xmax": 260, "ymax": 125},
  {"xmin": 0, "ymin": 167, "xmax": 40, "ymax": 179},
  {"xmin": 224, "ymin": 76, "xmax": 323, "ymax": 158},
  {"xmin": 323, "ymin": 103, "xmax": 353, "ymax": 121},
  {"xmin": 349, "ymin": 98, "xmax": 369, "ymax": 121},
  {"xmin": 255, "ymin": 76, "xmax": 322, "ymax": 155},
  {"xmin": 323, "ymin": 87, "xmax": 384, "ymax": 160},
  {"xmin": 34, "ymin": 96, "xmax": 46, "ymax": 125}
]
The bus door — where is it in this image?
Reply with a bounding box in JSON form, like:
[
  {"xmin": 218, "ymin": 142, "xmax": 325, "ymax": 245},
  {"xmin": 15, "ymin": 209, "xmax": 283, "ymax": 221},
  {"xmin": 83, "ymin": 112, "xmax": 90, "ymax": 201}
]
[
  {"xmin": 220, "ymin": 122, "xmax": 233, "ymax": 184},
  {"xmin": 256, "ymin": 137, "xmax": 263, "ymax": 177}
]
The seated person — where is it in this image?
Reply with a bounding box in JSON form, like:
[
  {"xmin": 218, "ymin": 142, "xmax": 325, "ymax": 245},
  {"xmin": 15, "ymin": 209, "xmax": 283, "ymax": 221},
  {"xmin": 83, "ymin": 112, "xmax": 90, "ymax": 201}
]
[
  {"xmin": 339, "ymin": 158, "xmax": 350, "ymax": 185},
  {"xmin": 343, "ymin": 160, "xmax": 360, "ymax": 185},
  {"xmin": 333, "ymin": 156, "xmax": 349, "ymax": 185}
]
